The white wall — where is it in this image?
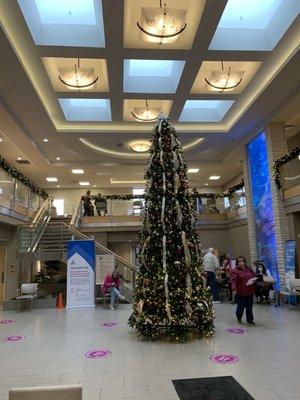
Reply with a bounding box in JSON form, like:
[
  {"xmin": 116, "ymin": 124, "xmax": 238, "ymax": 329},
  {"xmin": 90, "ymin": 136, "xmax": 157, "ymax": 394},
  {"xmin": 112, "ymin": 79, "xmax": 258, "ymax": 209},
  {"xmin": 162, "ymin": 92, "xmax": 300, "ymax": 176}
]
[{"xmin": 2, "ymin": 228, "xmax": 18, "ymax": 301}]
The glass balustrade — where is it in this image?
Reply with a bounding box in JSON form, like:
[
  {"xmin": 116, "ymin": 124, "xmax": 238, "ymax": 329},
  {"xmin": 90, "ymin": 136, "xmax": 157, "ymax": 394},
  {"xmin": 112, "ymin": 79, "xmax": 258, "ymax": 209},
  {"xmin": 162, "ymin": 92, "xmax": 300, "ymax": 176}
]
[
  {"xmin": 0, "ymin": 172, "xmax": 43, "ymax": 219},
  {"xmin": 281, "ymin": 157, "xmax": 300, "ymax": 190},
  {"xmin": 81, "ymin": 191, "xmax": 247, "ymax": 222}
]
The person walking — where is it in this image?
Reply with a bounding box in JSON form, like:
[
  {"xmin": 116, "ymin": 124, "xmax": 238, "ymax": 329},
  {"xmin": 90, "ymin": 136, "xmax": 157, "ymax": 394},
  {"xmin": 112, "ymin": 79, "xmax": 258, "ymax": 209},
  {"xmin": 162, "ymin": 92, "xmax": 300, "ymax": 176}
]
[
  {"xmin": 203, "ymin": 247, "xmax": 220, "ymax": 304},
  {"xmin": 231, "ymin": 256, "xmax": 257, "ymax": 325}
]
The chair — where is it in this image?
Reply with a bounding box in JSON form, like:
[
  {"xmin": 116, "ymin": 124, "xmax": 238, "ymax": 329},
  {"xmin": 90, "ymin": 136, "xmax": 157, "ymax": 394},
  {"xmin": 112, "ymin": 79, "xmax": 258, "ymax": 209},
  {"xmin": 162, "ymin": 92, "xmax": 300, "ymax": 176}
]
[
  {"xmin": 280, "ymin": 279, "xmax": 300, "ymax": 310},
  {"xmin": 9, "ymin": 385, "xmax": 82, "ymax": 400},
  {"xmin": 16, "ymin": 283, "xmax": 38, "ymax": 312},
  {"xmin": 287, "ymin": 279, "xmax": 300, "ymax": 310}
]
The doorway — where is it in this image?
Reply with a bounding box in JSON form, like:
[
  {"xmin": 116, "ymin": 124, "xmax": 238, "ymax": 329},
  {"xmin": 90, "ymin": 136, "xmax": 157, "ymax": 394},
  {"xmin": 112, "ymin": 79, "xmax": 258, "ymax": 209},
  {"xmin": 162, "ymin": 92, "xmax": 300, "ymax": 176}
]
[{"xmin": 0, "ymin": 247, "xmax": 6, "ymax": 302}]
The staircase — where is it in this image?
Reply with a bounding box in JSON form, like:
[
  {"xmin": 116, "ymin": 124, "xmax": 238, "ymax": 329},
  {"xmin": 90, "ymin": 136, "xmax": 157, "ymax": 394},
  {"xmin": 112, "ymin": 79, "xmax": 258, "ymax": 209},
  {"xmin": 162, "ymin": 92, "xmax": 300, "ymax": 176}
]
[{"xmin": 17, "ymin": 200, "xmax": 137, "ymax": 302}]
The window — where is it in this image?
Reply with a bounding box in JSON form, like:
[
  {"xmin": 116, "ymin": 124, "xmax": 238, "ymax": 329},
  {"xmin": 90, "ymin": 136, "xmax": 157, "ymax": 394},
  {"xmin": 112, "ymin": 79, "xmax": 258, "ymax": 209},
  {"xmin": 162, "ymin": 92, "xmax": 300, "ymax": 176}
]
[
  {"xmin": 132, "ymin": 188, "xmax": 145, "ymax": 216},
  {"xmin": 53, "ymin": 199, "xmax": 64, "ymax": 216}
]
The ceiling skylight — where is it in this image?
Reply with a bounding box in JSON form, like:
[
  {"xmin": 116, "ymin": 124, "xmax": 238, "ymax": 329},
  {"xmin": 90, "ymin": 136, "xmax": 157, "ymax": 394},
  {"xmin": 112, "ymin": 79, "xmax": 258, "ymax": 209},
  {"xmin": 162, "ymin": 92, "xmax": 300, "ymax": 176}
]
[
  {"xmin": 179, "ymin": 100, "xmax": 235, "ymax": 122},
  {"xmin": 209, "ymin": 0, "xmax": 300, "ymax": 50},
  {"xmin": 58, "ymin": 99, "xmax": 111, "ymax": 122},
  {"xmin": 18, "ymin": 0, "xmax": 105, "ymax": 47},
  {"xmin": 124, "ymin": 59, "xmax": 185, "ymax": 93}
]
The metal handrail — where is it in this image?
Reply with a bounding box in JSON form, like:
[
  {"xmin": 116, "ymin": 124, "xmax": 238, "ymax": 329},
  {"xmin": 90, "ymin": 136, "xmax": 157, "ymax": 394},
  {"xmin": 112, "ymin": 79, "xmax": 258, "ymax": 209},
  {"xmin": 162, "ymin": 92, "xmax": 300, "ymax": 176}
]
[
  {"xmin": 70, "ymin": 199, "xmax": 83, "ymax": 227},
  {"xmin": 30, "ymin": 196, "xmax": 53, "ymax": 227},
  {"xmin": 62, "ymin": 222, "xmax": 137, "ymax": 273}
]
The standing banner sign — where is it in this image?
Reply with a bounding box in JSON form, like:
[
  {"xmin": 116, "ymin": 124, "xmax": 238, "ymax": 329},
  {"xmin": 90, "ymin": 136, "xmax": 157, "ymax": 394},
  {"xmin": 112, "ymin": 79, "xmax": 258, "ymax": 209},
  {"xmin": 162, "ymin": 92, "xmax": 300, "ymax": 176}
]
[
  {"xmin": 67, "ymin": 240, "xmax": 95, "ymax": 309},
  {"xmin": 285, "ymin": 240, "xmax": 296, "ymax": 289},
  {"xmin": 96, "ymin": 254, "xmax": 115, "ymax": 285}
]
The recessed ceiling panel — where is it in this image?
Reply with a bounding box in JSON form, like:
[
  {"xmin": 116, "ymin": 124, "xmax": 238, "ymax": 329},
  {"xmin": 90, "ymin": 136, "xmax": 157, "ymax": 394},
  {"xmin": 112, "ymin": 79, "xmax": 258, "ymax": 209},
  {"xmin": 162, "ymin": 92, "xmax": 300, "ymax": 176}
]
[
  {"xmin": 124, "ymin": 0, "xmax": 206, "ymax": 49},
  {"xmin": 179, "ymin": 100, "xmax": 235, "ymax": 122},
  {"xmin": 209, "ymin": 0, "xmax": 300, "ymax": 50},
  {"xmin": 18, "ymin": 0, "xmax": 105, "ymax": 47},
  {"xmin": 191, "ymin": 61, "xmax": 262, "ymax": 94},
  {"xmin": 42, "ymin": 57, "xmax": 109, "ymax": 92},
  {"xmin": 123, "ymin": 59, "xmax": 185, "ymax": 93},
  {"xmin": 123, "ymin": 99, "xmax": 173, "ymax": 122},
  {"xmin": 58, "ymin": 99, "xmax": 111, "ymax": 121}
]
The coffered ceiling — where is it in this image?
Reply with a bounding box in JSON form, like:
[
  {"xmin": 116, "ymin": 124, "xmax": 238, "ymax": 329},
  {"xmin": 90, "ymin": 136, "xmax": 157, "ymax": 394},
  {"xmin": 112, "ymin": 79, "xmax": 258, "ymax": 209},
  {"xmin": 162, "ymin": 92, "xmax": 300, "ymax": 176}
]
[{"xmin": 0, "ymin": 0, "xmax": 299, "ymax": 190}]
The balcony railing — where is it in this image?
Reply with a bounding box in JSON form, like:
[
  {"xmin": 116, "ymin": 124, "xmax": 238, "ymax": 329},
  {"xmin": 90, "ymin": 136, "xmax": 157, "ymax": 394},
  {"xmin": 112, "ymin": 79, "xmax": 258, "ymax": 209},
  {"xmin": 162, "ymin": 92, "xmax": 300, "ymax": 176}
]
[
  {"xmin": 281, "ymin": 157, "xmax": 300, "ymax": 200},
  {"xmin": 0, "ymin": 169, "xmax": 43, "ymax": 221}
]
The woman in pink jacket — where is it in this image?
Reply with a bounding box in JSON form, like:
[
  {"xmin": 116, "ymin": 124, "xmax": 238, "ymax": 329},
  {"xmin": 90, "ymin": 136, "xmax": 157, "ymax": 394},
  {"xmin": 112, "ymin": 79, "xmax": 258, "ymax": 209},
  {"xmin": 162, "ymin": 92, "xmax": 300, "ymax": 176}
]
[
  {"xmin": 102, "ymin": 268, "xmax": 125, "ymax": 310},
  {"xmin": 231, "ymin": 256, "xmax": 257, "ymax": 325}
]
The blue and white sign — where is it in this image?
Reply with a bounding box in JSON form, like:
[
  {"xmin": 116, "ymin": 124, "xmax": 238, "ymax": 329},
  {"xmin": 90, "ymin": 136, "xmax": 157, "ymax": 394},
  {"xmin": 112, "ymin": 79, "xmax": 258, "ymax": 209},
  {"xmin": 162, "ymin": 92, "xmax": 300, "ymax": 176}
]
[
  {"xmin": 67, "ymin": 240, "xmax": 95, "ymax": 309},
  {"xmin": 285, "ymin": 240, "xmax": 296, "ymax": 289}
]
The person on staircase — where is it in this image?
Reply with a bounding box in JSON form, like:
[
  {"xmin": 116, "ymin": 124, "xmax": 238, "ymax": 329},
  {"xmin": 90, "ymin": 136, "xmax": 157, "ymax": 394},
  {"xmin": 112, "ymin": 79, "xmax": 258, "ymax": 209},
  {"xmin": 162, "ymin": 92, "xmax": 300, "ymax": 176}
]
[{"xmin": 82, "ymin": 190, "xmax": 94, "ymax": 217}]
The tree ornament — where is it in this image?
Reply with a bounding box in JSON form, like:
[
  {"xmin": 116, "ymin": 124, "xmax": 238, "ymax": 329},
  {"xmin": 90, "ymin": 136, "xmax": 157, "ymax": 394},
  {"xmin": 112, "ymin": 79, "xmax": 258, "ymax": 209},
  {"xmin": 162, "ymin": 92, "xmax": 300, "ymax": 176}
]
[{"xmin": 129, "ymin": 116, "xmax": 214, "ymax": 341}]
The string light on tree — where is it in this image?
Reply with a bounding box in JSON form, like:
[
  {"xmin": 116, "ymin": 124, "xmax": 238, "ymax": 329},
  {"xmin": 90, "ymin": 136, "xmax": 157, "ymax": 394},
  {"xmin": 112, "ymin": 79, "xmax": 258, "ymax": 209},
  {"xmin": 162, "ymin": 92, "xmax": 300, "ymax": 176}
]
[{"xmin": 128, "ymin": 115, "xmax": 215, "ymax": 341}]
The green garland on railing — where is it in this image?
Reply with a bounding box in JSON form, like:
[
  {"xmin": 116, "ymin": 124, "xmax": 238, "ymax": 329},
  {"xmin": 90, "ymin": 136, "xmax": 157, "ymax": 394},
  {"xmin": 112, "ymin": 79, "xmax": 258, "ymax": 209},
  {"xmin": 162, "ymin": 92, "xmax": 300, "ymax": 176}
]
[
  {"xmin": 272, "ymin": 147, "xmax": 300, "ymax": 190},
  {"xmin": 0, "ymin": 155, "xmax": 48, "ymax": 199},
  {"xmin": 83, "ymin": 180, "xmax": 244, "ymax": 201},
  {"xmin": 190, "ymin": 180, "xmax": 244, "ymax": 200}
]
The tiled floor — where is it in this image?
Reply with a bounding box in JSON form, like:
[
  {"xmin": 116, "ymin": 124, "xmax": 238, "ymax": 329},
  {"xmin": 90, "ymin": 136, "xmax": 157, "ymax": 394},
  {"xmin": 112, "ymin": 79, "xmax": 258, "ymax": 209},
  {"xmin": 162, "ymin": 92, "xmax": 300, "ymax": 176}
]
[{"xmin": 0, "ymin": 303, "xmax": 300, "ymax": 400}]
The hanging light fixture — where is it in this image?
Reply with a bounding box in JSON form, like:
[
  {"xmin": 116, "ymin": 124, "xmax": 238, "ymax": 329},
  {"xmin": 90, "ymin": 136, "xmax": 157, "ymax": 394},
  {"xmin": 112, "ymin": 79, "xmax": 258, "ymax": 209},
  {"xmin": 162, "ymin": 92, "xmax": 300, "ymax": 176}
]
[
  {"xmin": 58, "ymin": 58, "xmax": 98, "ymax": 90},
  {"xmin": 131, "ymin": 100, "xmax": 160, "ymax": 122},
  {"xmin": 129, "ymin": 139, "xmax": 151, "ymax": 153},
  {"xmin": 137, "ymin": 1, "xmax": 187, "ymax": 45},
  {"xmin": 205, "ymin": 62, "xmax": 243, "ymax": 93}
]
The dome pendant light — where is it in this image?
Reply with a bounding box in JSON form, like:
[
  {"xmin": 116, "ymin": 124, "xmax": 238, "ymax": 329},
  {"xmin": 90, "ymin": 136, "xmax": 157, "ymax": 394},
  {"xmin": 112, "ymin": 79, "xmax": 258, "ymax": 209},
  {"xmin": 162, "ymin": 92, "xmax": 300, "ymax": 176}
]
[
  {"xmin": 131, "ymin": 100, "xmax": 159, "ymax": 122},
  {"xmin": 58, "ymin": 58, "xmax": 99, "ymax": 90},
  {"xmin": 205, "ymin": 61, "xmax": 243, "ymax": 93},
  {"xmin": 137, "ymin": 1, "xmax": 187, "ymax": 45}
]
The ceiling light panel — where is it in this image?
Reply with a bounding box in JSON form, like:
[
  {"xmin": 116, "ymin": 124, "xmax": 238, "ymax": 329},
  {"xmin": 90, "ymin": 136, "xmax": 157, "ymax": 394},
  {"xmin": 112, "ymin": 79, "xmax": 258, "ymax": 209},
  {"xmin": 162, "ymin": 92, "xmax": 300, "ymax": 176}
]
[
  {"xmin": 123, "ymin": 99, "xmax": 172, "ymax": 122},
  {"xmin": 58, "ymin": 98, "xmax": 111, "ymax": 121},
  {"xmin": 209, "ymin": 175, "xmax": 221, "ymax": 180},
  {"xmin": 124, "ymin": 0, "xmax": 205, "ymax": 49},
  {"xmin": 123, "ymin": 59, "xmax": 185, "ymax": 93},
  {"xmin": 209, "ymin": 0, "xmax": 300, "ymax": 50},
  {"xmin": 179, "ymin": 100, "xmax": 235, "ymax": 122},
  {"xmin": 191, "ymin": 61, "xmax": 262, "ymax": 95},
  {"xmin": 46, "ymin": 177, "xmax": 58, "ymax": 182},
  {"xmin": 42, "ymin": 57, "xmax": 109, "ymax": 92},
  {"xmin": 72, "ymin": 169, "xmax": 84, "ymax": 174},
  {"xmin": 18, "ymin": 0, "xmax": 105, "ymax": 47},
  {"xmin": 187, "ymin": 168, "xmax": 199, "ymax": 173},
  {"xmin": 79, "ymin": 181, "xmax": 90, "ymax": 186}
]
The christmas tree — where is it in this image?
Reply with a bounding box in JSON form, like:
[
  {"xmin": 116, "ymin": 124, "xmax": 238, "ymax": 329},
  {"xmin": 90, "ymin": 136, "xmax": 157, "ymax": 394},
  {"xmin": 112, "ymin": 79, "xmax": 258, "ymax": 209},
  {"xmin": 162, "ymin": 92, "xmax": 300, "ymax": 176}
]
[{"xmin": 129, "ymin": 116, "xmax": 215, "ymax": 341}]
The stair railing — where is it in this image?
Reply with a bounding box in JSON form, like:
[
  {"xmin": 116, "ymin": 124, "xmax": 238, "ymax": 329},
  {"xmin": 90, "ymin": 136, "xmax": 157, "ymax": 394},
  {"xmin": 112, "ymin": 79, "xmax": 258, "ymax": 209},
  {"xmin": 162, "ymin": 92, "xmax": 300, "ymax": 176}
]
[{"xmin": 18, "ymin": 197, "xmax": 53, "ymax": 253}]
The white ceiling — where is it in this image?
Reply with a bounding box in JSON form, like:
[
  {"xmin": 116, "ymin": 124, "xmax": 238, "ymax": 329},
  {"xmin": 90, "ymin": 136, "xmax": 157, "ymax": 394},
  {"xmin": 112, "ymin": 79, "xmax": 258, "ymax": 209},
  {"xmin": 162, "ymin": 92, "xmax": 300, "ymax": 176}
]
[{"xmin": 0, "ymin": 0, "xmax": 299, "ymax": 190}]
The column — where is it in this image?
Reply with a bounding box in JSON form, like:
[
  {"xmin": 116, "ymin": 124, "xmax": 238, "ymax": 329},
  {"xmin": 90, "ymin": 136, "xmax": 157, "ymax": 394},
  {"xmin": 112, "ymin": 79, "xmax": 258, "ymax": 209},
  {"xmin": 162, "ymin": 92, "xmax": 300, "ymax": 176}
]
[
  {"xmin": 265, "ymin": 122, "xmax": 289, "ymax": 287},
  {"xmin": 244, "ymin": 123, "xmax": 289, "ymax": 289}
]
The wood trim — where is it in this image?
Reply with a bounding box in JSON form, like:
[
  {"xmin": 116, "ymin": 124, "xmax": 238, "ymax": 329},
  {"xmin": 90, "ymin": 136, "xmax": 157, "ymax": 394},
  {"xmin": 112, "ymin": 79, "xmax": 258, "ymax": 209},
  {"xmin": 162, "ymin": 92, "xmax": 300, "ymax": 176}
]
[
  {"xmin": 14, "ymin": 202, "xmax": 28, "ymax": 216},
  {"xmin": 284, "ymin": 184, "xmax": 300, "ymax": 200},
  {"xmin": 0, "ymin": 195, "xmax": 11, "ymax": 209}
]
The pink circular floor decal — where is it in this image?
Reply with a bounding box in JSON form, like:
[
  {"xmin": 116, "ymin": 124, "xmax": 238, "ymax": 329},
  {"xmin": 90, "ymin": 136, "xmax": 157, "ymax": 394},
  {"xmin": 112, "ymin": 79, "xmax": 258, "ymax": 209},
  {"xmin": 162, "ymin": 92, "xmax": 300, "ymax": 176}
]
[
  {"xmin": 226, "ymin": 327, "xmax": 247, "ymax": 335},
  {"xmin": 210, "ymin": 354, "xmax": 239, "ymax": 364},
  {"xmin": 85, "ymin": 349, "xmax": 112, "ymax": 359},
  {"xmin": 102, "ymin": 322, "xmax": 117, "ymax": 328},
  {"xmin": 3, "ymin": 335, "xmax": 26, "ymax": 343},
  {"xmin": 0, "ymin": 320, "xmax": 15, "ymax": 325}
]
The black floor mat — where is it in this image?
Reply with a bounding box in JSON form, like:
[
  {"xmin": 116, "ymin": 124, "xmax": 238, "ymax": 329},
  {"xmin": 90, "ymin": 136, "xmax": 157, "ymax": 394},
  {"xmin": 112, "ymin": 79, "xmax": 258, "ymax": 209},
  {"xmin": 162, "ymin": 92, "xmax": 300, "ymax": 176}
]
[{"xmin": 172, "ymin": 376, "xmax": 255, "ymax": 400}]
